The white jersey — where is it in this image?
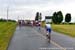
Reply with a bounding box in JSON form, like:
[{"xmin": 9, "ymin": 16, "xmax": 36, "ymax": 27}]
[{"xmin": 46, "ymin": 24, "xmax": 51, "ymax": 29}]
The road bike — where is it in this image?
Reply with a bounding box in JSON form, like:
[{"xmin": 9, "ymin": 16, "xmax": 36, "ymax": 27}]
[{"xmin": 46, "ymin": 31, "xmax": 51, "ymax": 43}]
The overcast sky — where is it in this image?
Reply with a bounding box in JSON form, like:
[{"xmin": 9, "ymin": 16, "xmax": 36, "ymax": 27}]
[{"xmin": 0, "ymin": 0, "xmax": 75, "ymax": 22}]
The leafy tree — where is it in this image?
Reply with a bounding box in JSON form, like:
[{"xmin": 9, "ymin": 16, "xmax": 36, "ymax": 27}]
[
  {"xmin": 35, "ymin": 12, "xmax": 42, "ymax": 21},
  {"xmin": 39, "ymin": 13, "xmax": 42, "ymax": 21},
  {"xmin": 35, "ymin": 12, "xmax": 39, "ymax": 21},
  {"xmin": 52, "ymin": 11, "xmax": 63, "ymax": 24},
  {"xmin": 57, "ymin": 11, "xmax": 63, "ymax": 24},
  {"xmin": 65, "ymin": 13, "xmax": 71, "ymax": 23},
  {"xmin": 52, "ymin": 12, "xmax": 58, "ymax": 24}
]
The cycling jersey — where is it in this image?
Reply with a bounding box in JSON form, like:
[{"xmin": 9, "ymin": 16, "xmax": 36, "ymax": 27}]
[{"xmin": 45, "ymin": 24, "xmax": 51, "ymax": 33}]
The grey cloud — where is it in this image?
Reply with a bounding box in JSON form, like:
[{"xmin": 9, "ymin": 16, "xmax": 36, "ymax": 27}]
[
  {"xmin": 14, "ymin": 0, "xmax": 50, "ymax": 5},
  {"xmin": 51, "ymin": 0, "xmax": 64, "ymax": 4},
  {"xmin": 0, "ymin": 0, "xmax": 50, "ymax": 6},
  {"xmin": 0, "ymin": 0, "xmax": 65, "ymax": 8},
  {"xmin": 21, "ymin": 0, "xmax": 64, "ymax": 5}
]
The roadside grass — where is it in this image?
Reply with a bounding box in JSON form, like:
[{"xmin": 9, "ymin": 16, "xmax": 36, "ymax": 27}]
[
  {"xmin": 41, "ymin": 21, "xmax": 75, "ymax": 37},
  {"xmin": 52, "ymin": 24, "xmax": 75, "ymax": 37},
  {"xmin": 0, "ymin": 21, "xmax": 17, "ymax": 50}
]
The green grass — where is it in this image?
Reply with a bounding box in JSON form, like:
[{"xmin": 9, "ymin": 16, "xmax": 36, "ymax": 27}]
[
  {"xmin": 52, "ymin": 24, "xmax": 75, "ymax": 37},
  {"xmin": 0, "ymin": 21, "xmax": 17, "ymax": 50},
  {"xmin": 41, "ymin": 21, "xmax": 75, "ymax": 37}
]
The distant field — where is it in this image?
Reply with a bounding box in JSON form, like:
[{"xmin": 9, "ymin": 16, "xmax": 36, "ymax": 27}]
[
  {"xmin": 0, "ymin": 21, "xmax": 17, "ymax": 50},
  {"xmin": 52, "ymin": 24, "xmax": 75, "ymax": 37}
]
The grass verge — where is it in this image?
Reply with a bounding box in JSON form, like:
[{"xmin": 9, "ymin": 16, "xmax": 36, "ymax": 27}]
[
  {"xmin": 41, "ymin": 21, "xmax": 75, "ymax": 37},
  {"xmin": 52, "ymin": 24, "xmax": 75, "ymax": 37},
  {"xmin": 0, "ymin": 21, "xmax": 17, "ymax": 50}
]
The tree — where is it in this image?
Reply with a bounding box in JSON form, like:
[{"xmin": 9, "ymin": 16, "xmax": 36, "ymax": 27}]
[
  {"xmin": 65, "ymin": 13, "xmax": 71, "ymax": 23},
  {"xmin": 57, "ymin": 11, "xmax": 63, "ymax": 24},
  {"xmin": 35, "ymin": 12, "xmax": 39, "ymax": 21},
  {"xmin": 52, "ymin": 11, "xmax": 63, "ymax": 24},
  {"xmin": 35, "ymin": 12, "xmax": 42, "ymax": 21},
  {"xmin": 52, "ymin": 12, "xmax": 58, "ymax": 24},
  {"xmin": 39, "ymin": 13, "xmax": 42, "ymax": 21}
]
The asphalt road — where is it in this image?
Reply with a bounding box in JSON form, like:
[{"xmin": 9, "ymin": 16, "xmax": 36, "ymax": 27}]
[
  {"xmin": 8, "ymin": 26, "xmax": 75, "ymax": 50},
  {"xmin": 34, "ymin": 27, "xmax": 75, "ymax": 50}
]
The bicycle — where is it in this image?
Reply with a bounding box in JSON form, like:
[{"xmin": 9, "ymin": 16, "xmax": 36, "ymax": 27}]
[{"xmin": 46, "ymin": 30, "xmax": 51, "ymax": 43}]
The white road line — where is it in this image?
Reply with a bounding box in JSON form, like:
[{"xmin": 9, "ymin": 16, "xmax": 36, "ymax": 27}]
[{"xmin": 33, "ymin": 28, "xmax": 66, "ymax": 50}]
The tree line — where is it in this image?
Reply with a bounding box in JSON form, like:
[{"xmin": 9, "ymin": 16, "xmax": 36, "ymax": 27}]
[
  {"xmin": 35, "ymin": 12, "xmax": 42, "ymax": 21},
  {"xmin": 52, "ymin": 11, "xmax": 71, "ymax": 24},
  {"xmin": 0, "ymin": 18, "xmax": 16, "ymax": 22},
  {"xmin": 35, "ymin": 11, "xmax": 71, "ymax": 24}
]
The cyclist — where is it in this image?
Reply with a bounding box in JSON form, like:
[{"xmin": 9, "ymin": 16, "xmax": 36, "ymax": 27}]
[
  {"xmin": 38, "ymin": 21, "xmax": 41, "ymax": 30},
  {"xmin": 45, "ymin": 23, "xmax": 51, "ymax": 41}
]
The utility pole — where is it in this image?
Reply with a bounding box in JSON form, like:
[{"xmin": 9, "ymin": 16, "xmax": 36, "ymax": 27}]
[{"xmin": 7, "ymin": 6, "xmax": 9, "ymax": 22}]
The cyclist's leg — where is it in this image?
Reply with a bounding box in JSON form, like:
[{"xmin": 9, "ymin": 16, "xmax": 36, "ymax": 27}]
[
  {"xmin": 46, "ymin": 28, "xmax": 48, "ymax": 37},
  {"xmin": 48, "ymin": 28, "xmax": 51, "ymax": 40}
]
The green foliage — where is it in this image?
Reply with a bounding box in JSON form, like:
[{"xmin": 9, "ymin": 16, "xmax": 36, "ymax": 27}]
[
  {"xmin": 0, "ymin": 19, "xmax": 7, "ymax": 22},
  {"xmin": 52, "ymin": 11, "xmax": 63, "ymax": 24},
  {"xmin": 52, "ymin": 12, "xmax": 58, "ymax": 24},
  {"xmin": 39, "ymin": 13, "xmax": 42, "ymax": 21},
  {"xmin": 65, "ymin": 13, "xmax": 71, "ymax": 23},
  {"xmin": 35, "ymin": 12, "xmax": 39, "ymax": 21},
  {"xmin": 8, "ymin": 20, "xmax": 16, "ymax": 22},
  {"xmin": 57, "ymin": 11, "xmax": 63, "ymax": 24},
  {"xmin": 35, "ymin": 12, "xmax": 42, "ymax": 21},
  {"xmin": 0, "ymin": 18, "xmax": 16, "ymax": 22}
]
